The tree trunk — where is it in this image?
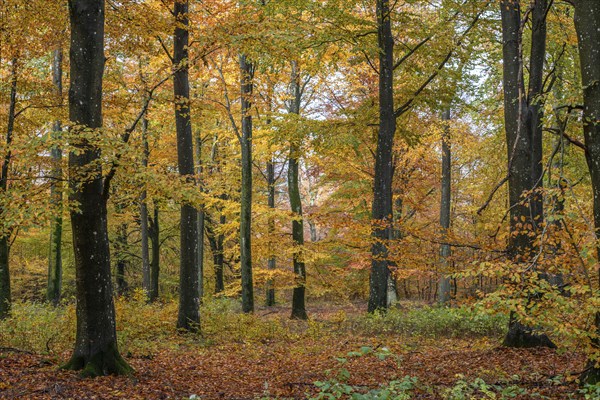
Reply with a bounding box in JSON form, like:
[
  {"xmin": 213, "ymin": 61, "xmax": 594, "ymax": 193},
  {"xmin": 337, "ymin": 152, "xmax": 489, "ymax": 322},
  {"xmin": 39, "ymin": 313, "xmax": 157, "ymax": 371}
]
[
  {"xmin": 148, "ymin": 203, "xmax": 160, "ymax": 301},
  {"xmin": 115, "ymin": 220, "xmax": 129, "ymax": 296},
  {"xmin": 140, "ymin": 102, "xmax": 151, "ymax": 300},
  {"xmin": 62, "ymin": 0, "xmax": 132, "ymax": 376},
  {"xmin": 574, "ymin": 0, "xmax": 600, "ymax": 385},
  {"xmin": 174, "ymin": 0, "xmax": 199, "ymax": 331},
  {"xmin": 265, "ymin": 158, "xmax": 276, "ymax": 306},
  {"xmin": 528, "ymin": 0, "xmax": 547, "ymax": 224},
  {"xmin": 206, "ymin": 214, "xmax": 225, "ymax": 293},
  {"xmin": 438, "ymin": 109, "xmax": 451, "ymax": 304},
  {"xmin": 500, "ymin": 0, "xmax": 554, "ymax": 349},
  {"xmin": 288, "ymin": 61, "xmax": 308, "ymax": 320},
  {"xmin": 501, "ymin": 0, "xmax": 534, "ymax": 259},
  {"xmin": 0, "ymin": 58, "xmax": 17, "ymax": 320},
  {"xmin": 196, "ymin": 134, "xmax": 205, "ymax": 302},
  {"xmin": 239, "ymin": 54, "xmax": 254, "ymax": 313},
  {"xmin": 368, "ymin": 0, "xmax": 395, "ymax": 313},
  {"xmin": 47, "ymin": 48, "xmax": 63, "ymax": 306}
]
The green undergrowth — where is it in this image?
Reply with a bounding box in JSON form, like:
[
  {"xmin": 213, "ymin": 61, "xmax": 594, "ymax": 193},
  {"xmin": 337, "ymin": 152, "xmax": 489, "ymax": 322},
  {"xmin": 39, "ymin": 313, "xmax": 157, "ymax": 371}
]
[
  {"xmin": 347, "ymin": 305, "xmax": 508, "ymax": 338},
  {"xmin": 1, "ymin": 297, "xmax": 508, "ymax": 358}
]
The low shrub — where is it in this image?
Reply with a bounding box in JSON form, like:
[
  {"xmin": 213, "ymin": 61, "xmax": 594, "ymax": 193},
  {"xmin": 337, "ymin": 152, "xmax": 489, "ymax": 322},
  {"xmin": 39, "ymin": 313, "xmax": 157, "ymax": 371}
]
[{"xmin": 348, "ymin": 305, "xmax": 508, "ymax": 338}]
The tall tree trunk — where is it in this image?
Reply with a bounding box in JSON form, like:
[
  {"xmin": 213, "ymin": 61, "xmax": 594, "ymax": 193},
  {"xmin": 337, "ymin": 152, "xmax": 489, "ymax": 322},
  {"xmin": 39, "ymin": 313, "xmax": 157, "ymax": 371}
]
[
  {"xmin": 62, "ymin": 0, "xmax": 131, "ymax": 376},
  {"xmin": 265, "ymin": 158, "xmax": 276, "ymax": 306},
  {"xmin": 140, "ymin": 101, "xmax": 151, "ymax": 300},
  {"xmin": 501, "ymin": 0, "xmax": 534, "ymax": 260},
  {"xmin": 438, "ymin": 109, "xmax": 452, "ymax": 304},
  {"xmin": 368, "ymin": 0, "xmax": 395, "ymax": 313},
  {"xmin": 47, "ymin": 48, "xmax": 63, "ymax": 306},
  {"xmin": 528, "ymin": 0, "xmax": 548, "ymax": 224},
  {"xmin": 115, "ymin": 218, "xmax": 129, "ymax": 296},
  {"xmin": 500, "ymin": 0, "xmax": 554, "ymax": 349},
  {"xmin": 387, "ymin": 195, "xmax": 404, "ymax": 305},
  {"xmin": 115, "ymin": 227, "xmax": 128, "ymax": 295},
  {"xmin": 0, "ymin": 58, "xmax": 17, "ymax": 320},
  {"xmin": 114, "ymin": 197, "xmax": 128, "ymax": 296},
  {"xmin": 174, "ymin": 0, "xmax": 199, "ymax": 331},
  {"xmin": 239, "ymin": 54, "xmax": 254, "ymax": 313},
  {"xmin": 574, "ymin": 0, "xmax": 600, "ymax": 385},
  {"xmin": 196, "ymin": 134, "xmax": 205, "ymax": 301},
  {"xmin": 148, "ymin": 203, "xmax": 160, "ymax": 301},
  {"xmin": 288, "ymin": 61, "xmax": 307, "ymax": 320},
  {"xmin": 206, "ymin": 213, "xmax": 225, "ymax": 293}
]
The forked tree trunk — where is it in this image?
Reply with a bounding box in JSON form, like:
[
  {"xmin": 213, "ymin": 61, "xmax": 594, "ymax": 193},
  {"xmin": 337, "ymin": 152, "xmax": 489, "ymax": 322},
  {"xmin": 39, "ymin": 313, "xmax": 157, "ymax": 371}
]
[
  {"xmin": 0, "ymin": 58, "xmax": 17, "ymax": 320},
  {"xmin": 239, "ymin": 54, "xmax": 254, "ymax": 313},
  {"xmin": 574, "ymin": 0, "xmax": 600, "ymax": 385},
  {"xmin": 288, "ymin": 61, "xmax": 307, "ymax": 320},
  {"xmin": 173, "ymin": 0, "xmax": 199, "ymax": 331},
  {"xmin": 62, "ymin": 0, "xmax": 132, "ymax": 376},
  {"xmin": 210, "ymin": 230, "xmax": 225, "ymax": 294},
  {"xmin": 500, "ymin": 0, "xmax": 554, "ymax": 349},
  {"xmin": 368, "ymin": 0, "xmax": 395, "ymax": 313},
  {"xmin": 47, "ymin": 47, "xmax": 63, "ymax": 306}
]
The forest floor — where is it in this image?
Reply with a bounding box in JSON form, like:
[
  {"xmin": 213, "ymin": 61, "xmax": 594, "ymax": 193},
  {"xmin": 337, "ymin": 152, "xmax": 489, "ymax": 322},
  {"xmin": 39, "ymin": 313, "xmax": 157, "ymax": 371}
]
[{"xmin": 0, "ymin": 302, "xmax": 592, "ymax": 399}]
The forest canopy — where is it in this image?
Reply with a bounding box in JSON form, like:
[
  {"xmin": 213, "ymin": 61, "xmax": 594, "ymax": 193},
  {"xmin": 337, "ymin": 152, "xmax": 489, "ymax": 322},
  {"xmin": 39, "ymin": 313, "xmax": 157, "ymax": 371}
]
[{"xmin": 0, "ymin": 0, "xmax": 599, "ymax": 398}]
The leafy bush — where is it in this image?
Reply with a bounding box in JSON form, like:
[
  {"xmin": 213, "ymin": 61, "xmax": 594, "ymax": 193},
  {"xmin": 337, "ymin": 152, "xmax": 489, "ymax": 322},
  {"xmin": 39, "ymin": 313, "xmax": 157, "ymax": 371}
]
[
  {"xmin": 0, "ymin": 301, "xmax": 75, "ymax": 354},
  {"xmin": 349, "ymin": 305, "xmax": 508, "ymax": 338},
  {"xmin": 576, "ymin": 383, "xmax": 600, "ymax": 400}
]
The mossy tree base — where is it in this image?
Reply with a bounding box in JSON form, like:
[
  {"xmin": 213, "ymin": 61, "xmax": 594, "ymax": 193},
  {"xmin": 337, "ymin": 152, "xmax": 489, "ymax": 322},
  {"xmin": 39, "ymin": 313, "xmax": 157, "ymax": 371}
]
[
  {"xmin": 580, "ymin": 363, "xmax": 600, "ymax": 386},
  {"xmin": 502, "ymin": 321, "xmax": 556, "ymax": 349},
  {"xmin": 61, "ymin": 344, "xmax": 133, "ymax": 378},
  {"xmin": 290, "ymin": 309, "xmax": 308, "ymax": 320}
]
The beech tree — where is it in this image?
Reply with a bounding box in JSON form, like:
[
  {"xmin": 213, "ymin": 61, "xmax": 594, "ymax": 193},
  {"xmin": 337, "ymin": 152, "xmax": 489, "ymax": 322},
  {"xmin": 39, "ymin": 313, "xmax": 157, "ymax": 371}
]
[
  {"xmin": 288, "ymin": 61, "xmax": 308, "ymax": 320},
  {"xmin": 499, "ymin": 0, "xmax": 554, "ymax": 349},
  {"xmin": 438, "ymin": 109, "xmax": 451, "ymax": 304},
  {"xmin": 368, "ymin": 0, "xmax": 396, "ymax": 313},
  {"xmin": 173, "ymin": 0, "xmax": 200, "ymax": 331},
  {"xmin": 47, "ymin": 47, "xmax": 64, "ymax": 306},
  {"xmin": 62, "ymin": 0, "xmax": 132, "ymax": 376},
  {"xmin": 239, "ymin": 54, "xmax": 254, "ymax": 314},
  {"xmin": 573, "ymin": 0, "xmax": 600, "ymax": 385},
  {"xmin": 0, "ymin": 58, "xmax": 17, "ymax": 320}
]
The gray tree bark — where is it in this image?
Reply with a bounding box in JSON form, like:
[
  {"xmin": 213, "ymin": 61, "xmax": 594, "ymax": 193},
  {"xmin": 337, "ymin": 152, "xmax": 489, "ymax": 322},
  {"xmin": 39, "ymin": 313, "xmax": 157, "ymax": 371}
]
[
  {"xmin": 573, "ymin": 0, "xmax": 600, "ymax": 385},
  {"xmin": 368, "ymin": 0, "xmax": 395, "ymax": 313},
  {"xmin": 239, "ymin": 54, "xmax": 254, "ymax": 313},
  {"xmin": 47, "ymin": 48, "xmax": 64, "ymax": 306},
  {"xmin": 265, "ymin": 158, "xmax": 276, "ymax": 306},
  {"xmin": 140, "ymin": 99, "xmax": 151, "ymax": 300},
  {"xmin": 173, "ymin": 0, "xmax": 199, "ymax": 331},
  {"xmin": 115, "ymin": 218, "xmax": 129, "ymax": 296},
  {"xmin": 196, "ymin": 134, "xmax": 205, "ymax": 301},
  {"xmin": 148, "ymin": 202, "xmax": 160, "ymax": 301},
  {"xmin": 288, "ymin": 61, "xmax": 307, "ymax": 320},
  {"xmin": 500, "ymin": 0, "xmax": 554, "ymax": 349},
  {"xmin": 62, "ymin": 0, "xmax": 132, "ymax": 376},
  {"xmin": 438, "ymin": 109, "xmax": 452, "ymax": 304},
  {"xmin": 0, "ymin": 58, "xmax": 17, "ymax": 320}
]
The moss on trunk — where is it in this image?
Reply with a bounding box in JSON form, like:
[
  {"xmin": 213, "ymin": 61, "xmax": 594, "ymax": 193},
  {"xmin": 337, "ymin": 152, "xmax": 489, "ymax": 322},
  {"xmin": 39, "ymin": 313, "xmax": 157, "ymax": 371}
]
[
  {"xmin": 502, "ymin": 317, "xmax": 556, "ymax": 349},
  {"xmin": 62, "ymin": 342, "xmax": 133, "ymax": 378}
]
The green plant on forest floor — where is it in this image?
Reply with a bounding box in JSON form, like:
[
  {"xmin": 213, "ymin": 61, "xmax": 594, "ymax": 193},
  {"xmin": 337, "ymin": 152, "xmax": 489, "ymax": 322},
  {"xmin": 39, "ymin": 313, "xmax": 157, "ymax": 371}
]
[
  {"xmin": 349, "ymin": 305, "xmax": 508, "ymax": 338},
  {"xmin": 309, "ymin": 346, "xmax": 418, "ymax": 400},
  {"xmin": 442, "ymin": 374, "xmax": 528, "ymax": 399}
]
